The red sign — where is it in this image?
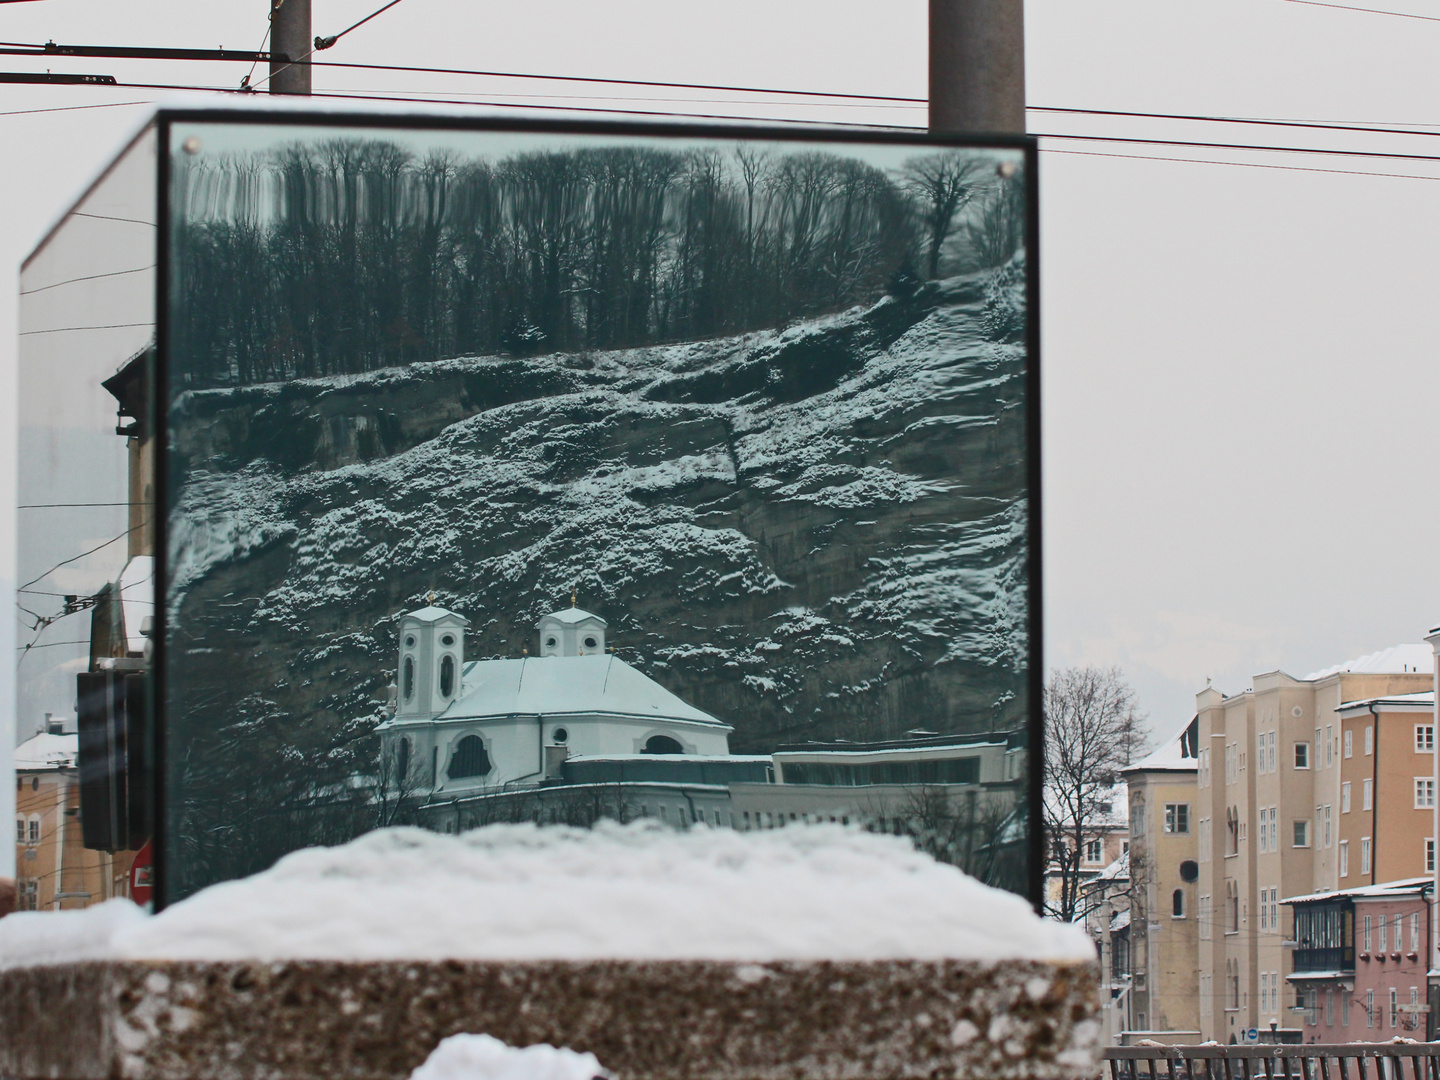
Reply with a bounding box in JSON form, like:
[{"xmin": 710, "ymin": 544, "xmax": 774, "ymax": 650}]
[{"xmin": 130, "ymin": 839, "xmax": 153, "ymax": 906}]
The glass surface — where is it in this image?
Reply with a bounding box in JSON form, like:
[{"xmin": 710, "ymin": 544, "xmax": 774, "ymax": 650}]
[
  {"xmin": 16, "ymin": 125, "xmax": 157, "ymax": 896},
  {"xmin": 163, "ymin": 119, "xmax": 1034, "ymax": 902}
]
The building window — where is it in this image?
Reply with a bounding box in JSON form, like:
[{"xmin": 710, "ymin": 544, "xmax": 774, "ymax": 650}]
[
  {"xmin": 27, "ymin": 817, "xmax": 39, "ymax": 845},
  {"xmin": 1345, "ymin": 729, "xmax": 1354, "ymax": 758},
  {"xmin": 1361, "ymin": 837, "xmax": 1372, "ymax": 875},
  {"xmin": 1226, "ymin": 807, "xmax": 1238, "ymax": 855},
  {"xmin": 1380, "ymin": 911, "xmax": 1388, "ymax": 952},
  {"xmin": 1416, "ymin": 778, "xmax": 1435, "ymax": 809},
  {"xmin": 1417, "ymin": 725, "xmax": 1435, "ymax": 753},
  {"xmin": 1324, "ymin": 805, "xmax": 1332, "ymax": 847},
  {"xmin": 13, "ymin": 816, "xmax": 21, "ymax": 843},
  {"xmin": 446, "ymin": 735, "xmax": 492, "ymax": 779},
  {"xmin": 1164, "ymin": 803, "xmax": 1189, "ymax": 833},
  {"xmin": 1411, "ymin": 912, "xmax": 1421, "ymax": 951},
  {"xmin": 1364, "ymin": 914, "xmax": 1372, "ymax": 951},
  {"xmin": 1366, "ymin": 989, "xmax": 1375, "ymax": 1028},
  {"xmin": 1228, "ymin": 881, "xmax": 1240, "ymax": 933},
  {"xmin": 642, "ymin": 734, "xmax": 684, "ymax": 755},
  {"xmin": 1259, "ymin": 810, "xmax": 1269, "ymax": 852},
  {"xmin": 1342, "ymin": 782, "xmax": 1351, "ymax": 814},
  {"xmin": 1340, "ymin": 841, "xmax": 1349, "ymax": 878},
  {"xmin": 1131, "ymin": 803, "xmax": 1146, "ymax": 837},
  {"xmin": 439, "ymin": 654, "xmax": 455, "ymax": 698},
  {"xmin": 1427, "ymin": 839, "xmax": 1436, "ymax": 875},
  {"xmin": 1342, "ymin": 988, "xmax": 1351, "ymax": 1026},
  {"xmin": 1391, "ymin": 988, "xmax": 1399, "ymax": 1028},
  {"xmin": 1326, "ymin": 988, "xmax": 1334, "ymax": 1027},
  {"xmin": 1258, "ymin": 732, "xmax": 1266, "ymax": 773},
  {"xmin": 1295, "ymin": 742, "xmax": 1310, "ymax": 769},
  {"xmin": 1200, "ymin": 895, "xmax": 1211, "ymax": 940},
  {"xmin": 1363, "ymin": 779, "xmax": 1373, "ymax": 811},
  {"xmin": 402, "ymin": 656, "xmax": 415, "ymax": 701},
  {"xmin": 1172, "ymin": 889, "xmax": 1185, "ymax": 918},
  {"xmin": 16, "ymin": 879, "xmax": 37, "ymax": 911},
  {"xmin": 1294, "ymin": 819, "xmax": 1310, "ymax": 848},
  {"xmin": 1084, "ymin": 838, "xmax": 1103, "ymax": 863},
  {"xmin": 1366, "ymin": 725, "xmax": 1374, "ymax": 755},
  {"xmin": 1268, "ymin": 731, "xmax": 1276, "ymax": 772},
  {"xmin": 1269, "ymin": 889, "xmax": 1279, "ymax": 933}
]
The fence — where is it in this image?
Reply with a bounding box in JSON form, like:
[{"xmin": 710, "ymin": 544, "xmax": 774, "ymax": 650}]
[{"xmin": 1106, "ymin": 1044, "xmax": 1440, "ymax": 1080}]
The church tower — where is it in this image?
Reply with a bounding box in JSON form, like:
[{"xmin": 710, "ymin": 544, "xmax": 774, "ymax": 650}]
[
  {"xmin": 535, "ymin": 606, "xmax": 608, "ymax": 657},
  {"xmin": 395, "ymin": 602, "xmax": 468, "ymax": 719}
]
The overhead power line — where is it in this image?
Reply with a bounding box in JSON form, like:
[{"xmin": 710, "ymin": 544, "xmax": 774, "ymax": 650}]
[
  {"xmin": 313, "ymin": 0, "xmax": 411, "ymax": 51},
  {"xmin": 1030, "ymin": 105, "xmax": 1440, "ymax": 140},
  {"xmin": 0, "ymin": 39, "xmax": 923, "ymax": 102},
  {"xmin": 1280, "ymin": 0, "xmax": 1440, "ymax": 21}
]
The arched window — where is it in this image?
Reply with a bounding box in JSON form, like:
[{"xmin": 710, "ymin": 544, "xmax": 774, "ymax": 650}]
[
  {"xmin": 402, "ymin": 656, "xmax": 415, "ymax": 701},
  {"xmin": 395, "ymin": 738, "xmax": 411, "ymax": 781},
  {"xmin": 447, "ymin": 735, "xmax": 492, "ymax": 779},
  {"xmin": 440, "ymin": 655, "xmax": 455, "ymax": 698},
  {"xmin": 1172, "ymin": 889, "xmax": 1185, "ymax": 918},
  {"xmin": 642, "ymin": 734, "xmax": 684, "ymax": 755}
]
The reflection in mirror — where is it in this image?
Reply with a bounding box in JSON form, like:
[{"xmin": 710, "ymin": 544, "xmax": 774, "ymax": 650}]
[{"xmin": 16, "ymin": 125, "xmax": 157, "ymax": 911}]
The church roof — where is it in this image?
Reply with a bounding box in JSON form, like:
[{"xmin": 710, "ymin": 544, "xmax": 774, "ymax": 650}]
[
  {"xmin": 15, "ymin": 732, "xmax": 78, "ymax": 770},
  {"xmin": 435, "ymin": 655, "xmax": 728, "ymax": 728},
  {"xmin": 403, "ymin": 605, "xmax": 467, "ymax": 624},
  {"xmin": 536, "ymin": 607, "xmax": 607, "ymax": 626}
]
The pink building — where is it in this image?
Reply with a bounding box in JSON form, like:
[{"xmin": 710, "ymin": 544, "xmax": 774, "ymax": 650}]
[{"xmin": 1284, "ymin": 877, "xmax": 1431, "ymax": 1043}]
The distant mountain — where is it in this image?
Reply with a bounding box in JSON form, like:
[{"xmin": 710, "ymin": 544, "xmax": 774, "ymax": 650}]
[{"xmin": 163, "ymin": 257, "xmax": 1030, "ymax": 894}]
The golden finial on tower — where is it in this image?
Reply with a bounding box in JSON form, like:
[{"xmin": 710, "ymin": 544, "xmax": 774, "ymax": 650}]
[
  {"xmin": 428, "ymin": 590, "xmax": 435, "ymax": 605},
  {"xmin": 571, "ymin": 586, "xmax": 577, "ymax": 608}
]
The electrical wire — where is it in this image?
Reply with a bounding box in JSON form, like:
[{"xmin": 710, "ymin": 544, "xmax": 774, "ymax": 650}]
[
  {"xmin": 313, "ymin": 0, "xmax": 412, "ymax": 52},
  {"xmin": 1030, "ymin": 105, "xmax": 1440, "ymax": 140},
  {"xmin": 1280, "ymin": 0, "xmax": 1440, "ymax": 21},
  {"xmin": 19, "ymin": 265, "xmax": 154, "ymax": 296},
  {"xmin": 19, "ymin": 322, "xmax": 155, "ymax": 336},
  {"xmin": 0, "ymin": 99, "xmax": 153, "ymax": 118},
  {"xmin": 1037, "ymin": 145, "xmax": 1440, "ymax": 183},
  {"xmin": 17, "ymin": 519, "xmax": 149, "ymax": 593}
]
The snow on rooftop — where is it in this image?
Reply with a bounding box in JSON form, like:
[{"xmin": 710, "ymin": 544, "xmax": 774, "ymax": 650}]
[
  {"xmin": 14, "ymin": 732, "xmax": 77, "ymax": 771},
  {"xmin": 1281, "ymin": 876, "xmax": 1433, "ymax": 906},
  {"xmin": 537, "ymin": 607, "xmax": 607, "ymax": 627},
  {"xmin": 404, "ymin": 606, "xmax": 467, "ymax": 624},
  {"xmin": 0, "ymin": 822, "xmax": 1091, "ymax": 969},
  {"xmin": 409, "ymin": 1035, "xmax": 605, "ymax": 1080},
  {"xmin": 1338, "ymin": 690, "xmax": 1435, "ymax": 710},
  {"xmin": 1123, "ymin": 718, "xmax": 1197, "ymax": 774},
  {"xmin": 1301, "ymin": 645, "xmax": 1433, "ymax": 682},
  {"xmin": 436, "ymin": 656, "xmax": 728, "ymax": 728}
]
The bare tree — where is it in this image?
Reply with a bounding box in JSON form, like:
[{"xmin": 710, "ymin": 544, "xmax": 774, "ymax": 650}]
[
  {"xmin": 1044, "ymin": 666, "xmax": 1145, "ymax": 922},
  {"xmin": 900, "ymin": 153, "xmax": 987, "ymax": 279}
]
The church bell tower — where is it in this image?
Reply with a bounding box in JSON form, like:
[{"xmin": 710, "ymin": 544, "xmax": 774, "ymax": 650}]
[{"xmin": 396, "ymin": 601, "xmax": 468, "ymax": 719}]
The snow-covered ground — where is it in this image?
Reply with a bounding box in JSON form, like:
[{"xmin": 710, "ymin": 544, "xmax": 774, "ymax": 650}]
[
  {"xmin": 0, "ymin": 822, "xmax": 1088, "ymax": 969},
  {"xmin": 408, "ymin": 1036, "xmax": 605, "ymax": 1080}
]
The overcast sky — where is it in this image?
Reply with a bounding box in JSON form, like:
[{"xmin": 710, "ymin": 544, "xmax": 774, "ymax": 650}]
[{"xmin": 3, "ymin": 0, "xmax": 1439, "ymax": 846}]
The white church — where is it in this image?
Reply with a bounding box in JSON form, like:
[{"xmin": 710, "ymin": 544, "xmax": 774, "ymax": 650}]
[{"xmin": 375, "ymin": 600, "xmax": 734, "ymax": 798}]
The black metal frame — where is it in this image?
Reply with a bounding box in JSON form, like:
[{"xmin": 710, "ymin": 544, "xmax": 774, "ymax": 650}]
[{"xmin": 124, "ymin": 107, "xmax": 1040, "ymax": 911}]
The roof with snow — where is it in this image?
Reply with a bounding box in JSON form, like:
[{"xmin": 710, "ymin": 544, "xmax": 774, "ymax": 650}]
[
  {"xmin": 15, "ymin": 732, "xmax": 77, "ymax": 770},
  {"xmin": 537, "ymin": 607, "xmax": 607, "ymax": 627},
  {"xmin": 1301, "ymin": 645, "xmax": 1433, "ymax": 682},
  {"xmin": 402, "ymin": 605, "xmax": 467, "ymax": 624},
  {"xmin": 1282, "ymin": 876, "xmax": 1433, "ymax": 906},
  {"xmin": 1123, "ymin": 717, "xmax": 1198, "ymax": 774},
  {"xmin": 1338, "ymin": 690, "xmax": 1435, "ymax": 712},
  {"xmin": 426, "ymin": 655, "xmax": 729, "ymax": 728}
]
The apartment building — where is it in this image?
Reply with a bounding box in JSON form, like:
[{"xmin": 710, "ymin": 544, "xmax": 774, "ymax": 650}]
[
  {"xmin": 14, "ymin": 726, "xmax": 127, "ymax": 910},
  {"xmin": 1121, "ymin": 718, "xmax": 1200, "ymax": 1038},
  {"xmin": 1195, "ymin": 646, "xmax": 1433, "ymax": 1043}
]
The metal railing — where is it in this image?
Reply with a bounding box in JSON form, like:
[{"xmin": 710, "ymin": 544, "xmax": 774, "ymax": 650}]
[{"xmin": 1106, "ymin": 1043, "xmax": 1440, "ymax": 1080}]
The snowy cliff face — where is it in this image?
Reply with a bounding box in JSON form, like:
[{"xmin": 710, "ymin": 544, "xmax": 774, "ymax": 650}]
[{"xmin": 163, "ymin": 259, "xmax": 1031, "ymax": 893}]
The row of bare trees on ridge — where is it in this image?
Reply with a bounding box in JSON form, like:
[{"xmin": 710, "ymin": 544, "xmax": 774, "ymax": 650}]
[{"xmin": 170, "ymin": 141, "xmax": 1024, "ymax": 389}]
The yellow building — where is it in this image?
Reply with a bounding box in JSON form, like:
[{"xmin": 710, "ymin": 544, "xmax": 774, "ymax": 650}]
[
  {"xmin": 14, "ymin": 726, "xmax": 128, "ymax": 911},
  {"xmin": 1122, "ymin": 717, "xmax": 1200, "ymax": 1039},
  {"xmin": 1195, "ymin": 646, "xmax": 1433, "ymax": 1043}
]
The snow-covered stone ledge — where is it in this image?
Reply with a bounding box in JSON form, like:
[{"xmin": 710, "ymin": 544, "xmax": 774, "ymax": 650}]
[{"xmin": 0, "ymin": 824, "xmax": 1100, "ymax": 1080}]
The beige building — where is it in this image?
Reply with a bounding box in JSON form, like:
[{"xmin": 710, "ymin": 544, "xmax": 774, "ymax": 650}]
[
  {"xmin": 14, "ymin": 726, "xmax": 129, "ymax": 911},
  {"xmin": 1122, "ymin": 718, "xmax": 1200, "ymax": 1038},
  {"xmin": 1195, "ymin": 646, "xmax": 1433, "ymax": 1043}
]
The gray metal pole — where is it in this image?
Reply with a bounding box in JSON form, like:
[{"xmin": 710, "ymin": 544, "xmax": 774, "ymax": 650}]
[
  {"xmin": 929, "ymin": 0, "xmax": 1025, "ymax": 134},
  {"xmin": 269, "ymin": 0, "xmax": 311, "ymax": 96}
]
